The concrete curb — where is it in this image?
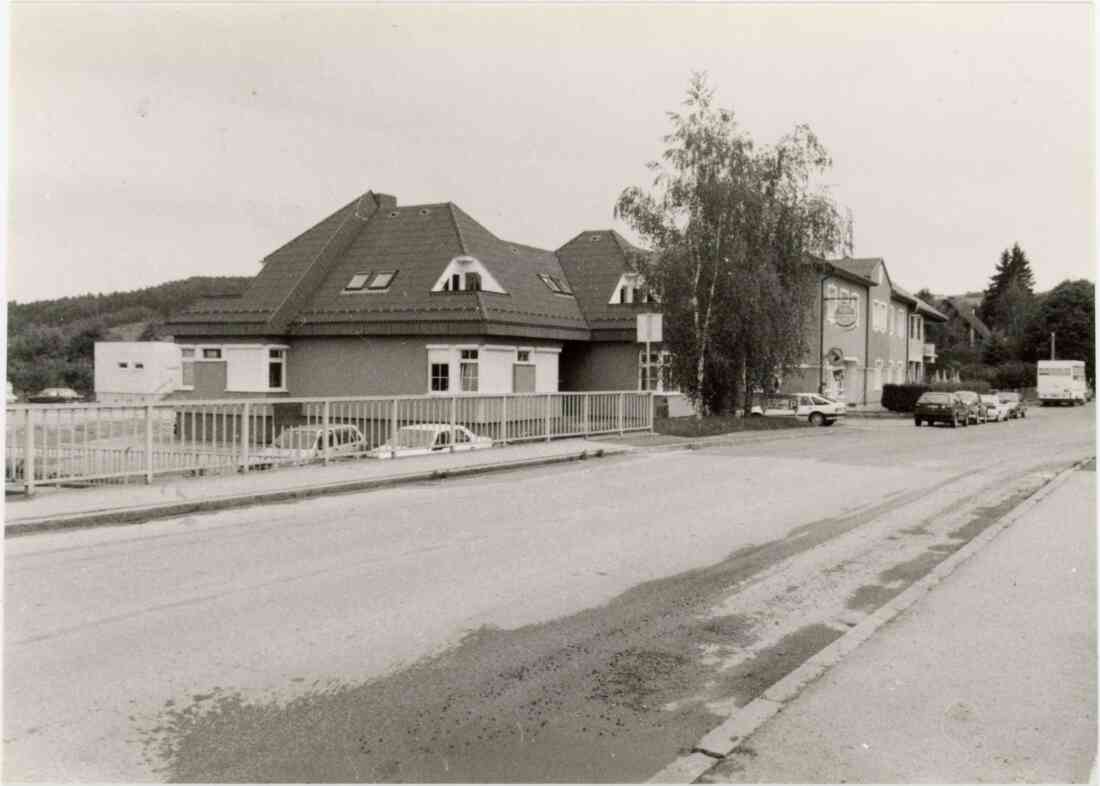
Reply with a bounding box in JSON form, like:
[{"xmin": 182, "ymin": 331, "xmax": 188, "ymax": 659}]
[
  {"xmin": 641, "ymin": 425, "xmax": 840, "ymax": 454},
  {"xmin": 648, "ymin": 456, "xmax": 1091, "ymax": 783},
  {"xmin": 5, "ymin": 446, "xmax": 632, "ymax": 537}
]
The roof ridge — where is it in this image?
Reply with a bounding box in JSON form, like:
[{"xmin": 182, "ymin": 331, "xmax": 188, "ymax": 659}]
[{"xmin": 447, "ymin": 203, "xmax": 470, "ymax": 256}]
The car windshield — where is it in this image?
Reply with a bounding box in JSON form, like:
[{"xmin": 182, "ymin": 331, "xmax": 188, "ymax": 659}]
[
  {"xmin": 273, "ymin": 428, "xmax": 321, "ymax": 450},
  {"xmin": 918, "ymin": 393, "xmax": 951, "ymax": 403},
  {"xmin": 392, "ymin": 428, "xmax": 438, "ymax": 448},
  {"xmin": 956, "ymin": 392, "xmax": 977, "ymax": 401},
  {"xmin": 980, "ymin": 395, "xmax": 997, "ymax": 404},
  {"xmin": 997, "ymin": 392, "xmax": 1019, "ymax": 402}
]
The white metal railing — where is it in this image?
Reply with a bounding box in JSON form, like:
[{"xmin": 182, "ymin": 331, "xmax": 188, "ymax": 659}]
[{"xmin": 4, "ymin": 391, "xmax": 654, "ymax": 493}]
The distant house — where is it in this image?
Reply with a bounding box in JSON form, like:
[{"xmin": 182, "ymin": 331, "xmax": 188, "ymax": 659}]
[
  {"xmin": 165, "ymin": 191, "xmax": 669, "ymax": 401},
  {"xmin": 779, "ymin": 257, "xmax": 947, "ymax": 405},
  {"xmin": 941, "ymin": 297, "xmax": 992, "ymax": 348}
]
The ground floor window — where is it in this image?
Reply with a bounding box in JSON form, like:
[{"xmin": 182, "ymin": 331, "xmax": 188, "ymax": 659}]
[
  {"xmin": 431, "ymin": 363, "xmax": 450, "ymax": 392},
  {"xmin": 268, "ymin": 349, "xmax": 286, "ymax": 389},
  {"xmin": 459, "ymin": 349, "xmax": 479, "ymax": 392}
]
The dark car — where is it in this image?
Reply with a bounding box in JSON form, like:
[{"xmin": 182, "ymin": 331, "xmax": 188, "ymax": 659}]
[
  {"xmin": 954, "ymin": 390, "xmax": 985, "ymax": 425},
  {"xmin": 914, "ymin": 391, "xmax": 969, "ymax": 428}
]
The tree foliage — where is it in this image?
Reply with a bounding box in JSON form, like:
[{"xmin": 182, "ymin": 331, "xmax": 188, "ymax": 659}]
[
  {"xmin": 615, "ymin": 73, "xmax": 849, "ymax": 415},
  {"xmin": 979, "ymin": 243, "xmax": 1036, "ymax": 332},
  {"xmin": 1023, "ymin": 279, "xmax": 1095, "ymax": 381},
  {"xmin": 6, "ymin": 275, "xmax": 250, "ymax": 396}
]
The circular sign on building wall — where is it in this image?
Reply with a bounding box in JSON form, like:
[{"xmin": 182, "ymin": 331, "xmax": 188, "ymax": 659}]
[{"xmin": 835, "ymin": 301, "xmax": 857, "ymax": 329}]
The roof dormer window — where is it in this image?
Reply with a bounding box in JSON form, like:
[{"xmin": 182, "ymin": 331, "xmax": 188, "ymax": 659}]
[
  {"xmin": 432, "ymin": 255, "xmax": 506, "ymax": 294},
  {"xmin": 345, "ymin": 273, "xmax": 369, "ymax": 292},
  {"xmin": 609, "ymin": 273, "xmax": 656, "ymax": 305}
]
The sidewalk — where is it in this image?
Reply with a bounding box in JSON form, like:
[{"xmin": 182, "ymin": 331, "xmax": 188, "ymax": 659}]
[
  {"xmin": 3, "ymin": 438, "xmax": 633, "ymax": 534},
  {"xmin": 699, "ymin": 463, "xmax": 1097, "ymax": 783},
  {"xmin": 4, "ymin": 424, "xmax": 846, "ymax": 535}
]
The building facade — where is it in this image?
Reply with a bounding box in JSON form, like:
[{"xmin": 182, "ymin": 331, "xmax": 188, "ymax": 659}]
[{"xmin": 166, "ymin": 190, "xmax": 943, "ymax": 409}]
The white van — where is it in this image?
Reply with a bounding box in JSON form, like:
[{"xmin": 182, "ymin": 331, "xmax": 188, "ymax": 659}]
[{"xmin": 1037, "ymin": 360, "xmax": 1088, "ymax": 406}]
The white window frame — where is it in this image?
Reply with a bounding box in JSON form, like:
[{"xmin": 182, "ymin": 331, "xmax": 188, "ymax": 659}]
[
  {"xmin": 459, "ymin": 348, "xmax": 480, "ymax": 393},
  {"xmin": 267, "ymin": 348, "xmax": 287, "ymax": 391}
]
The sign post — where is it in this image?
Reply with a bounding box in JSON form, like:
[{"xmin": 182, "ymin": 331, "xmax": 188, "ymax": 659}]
[{"xmin": 636, "ymin": 313, "xmax": 663, "ymax": 390}]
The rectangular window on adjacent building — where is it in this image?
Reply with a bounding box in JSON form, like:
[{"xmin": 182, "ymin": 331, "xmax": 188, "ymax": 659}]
[
  {"xmin": 460, "ymin": 349, "xmax": 479, "ymax": 392},
  {"xmin": 202, "ymin": 348, "xmax": 222, "ymax": 359},
  {"xmin": 268, "ymin": 348, "xmax": 286, "ymax": 389},
  {"xmin": 180, "ymin": 348, "xmax": 195, "ymax": 388},
  {"xmin": 431, "ymin": 363, "xmax": 450, "ymax": 392}
]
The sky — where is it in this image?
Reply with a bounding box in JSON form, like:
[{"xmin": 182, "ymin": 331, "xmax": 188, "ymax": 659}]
[{"xmin": 6, "ymin": 2, "xmax": 1095, "ymax": 304}]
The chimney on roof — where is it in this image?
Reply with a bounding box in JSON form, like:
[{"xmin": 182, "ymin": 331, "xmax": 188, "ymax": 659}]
[{"xmin": 373, "ymin": 193, "xmax": 397, "ymax": 209}]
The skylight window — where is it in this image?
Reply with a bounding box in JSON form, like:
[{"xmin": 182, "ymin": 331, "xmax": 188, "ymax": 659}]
[
  {"xmin": 367, "ymin": 271, "xmax": 396, "ymax": 290},
  {"xmin": 344, "ymin": 271, "xmax": 397, "ymax": 293},
  {"xmin": 553, "ymin": 276, "xmax": 573, "ymax": 295},
  {"xmin": 538, "ymin": 273, "xmax": 563, "ymax": 293},
  {"xmin": 345, "ymin": 273, "xmax": 369, "ymax": 291}
]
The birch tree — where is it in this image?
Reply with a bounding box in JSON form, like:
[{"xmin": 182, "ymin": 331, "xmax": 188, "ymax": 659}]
[{"xmin": 615, "ymin": 73, "xmax": 849, "ymax": 415}]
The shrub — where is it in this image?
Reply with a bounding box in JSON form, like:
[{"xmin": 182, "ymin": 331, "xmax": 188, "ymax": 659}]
[
  {"xmin": 881, "ymin": 384, "xmax": 928, "ymax": 413},
  {"xmin": 931, "ymin": 380, "xmax": 992, "ymax": 394}
]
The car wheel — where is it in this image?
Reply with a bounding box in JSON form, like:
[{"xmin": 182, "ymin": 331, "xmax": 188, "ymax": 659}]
[
  {"xmin": 809, "ymin": 412, "xmax": 825, "ymax": 427},
  {"xmin": 951, "ymin": 414, "xmax": 959, "ymax": 428},
  {"xmin": 914, "ymin": 417, "xmax": 921, "ymax": 427}
]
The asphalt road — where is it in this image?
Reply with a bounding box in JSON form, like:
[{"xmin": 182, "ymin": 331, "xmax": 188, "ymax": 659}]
[{"xmin": 5, "ymin": 403, "xmax": 1095, "ymax": 782}]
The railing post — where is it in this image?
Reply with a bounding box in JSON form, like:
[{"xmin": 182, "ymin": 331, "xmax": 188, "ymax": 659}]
[
  {"xmin": 240, "ymin": 402, "xmax": 251, "ymax": 473},
  {"xmin": 23, "ymin": 407, "xmax": 35, "ymax": 496},
  {"xmin": 545, "ymin": 394, "xmax": 552, "ymax": 442},
  {"xmin": 322, "ymin": 400, "xmax": 332, "ymax": 464},
  {"xmin": 144, "ymin": 404, "xmax": 154, "ymax": 484},
  {"xmin": 618, "ymin": 392, "xmax": 625, "ymax": 435},
  {"xmin": 582, "ymin": 394, "xmax": 590, "ymax": 437},
  {"xmin": 649, "ymin": 392, "xmax": 656, "ymax": 431},
  {"xmin": 500, "ymin": 396, "xmax": 508, "ymax": 445},
  {"xmin": 449, "ymin": 395, "xmax": 457, "ymax": 452},
  {"xmin": 390, "ymin": 398, "xmax": 399, "ymax": 456}
]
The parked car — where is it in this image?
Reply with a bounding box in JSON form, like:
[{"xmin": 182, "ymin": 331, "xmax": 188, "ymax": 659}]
[
  {"xmin": 750, "ymin": 393, "xmax": 846, "ymax": 426},
  {"xmin": 27, "ymin": 387, "xmax": 82, "ymax": 404},
  {"xmin": 913, "ymin": 391, "xmax": 970, "ymax": 428},
  {"xmin": 995, "ymin": 391, "xmax": 1028, "ymax": 419},
  {"xmin": 367, "ymin": 424, "xmax": 494, "ymax": 459},
  {"xmin": 979, "ymin": 394, "xmax": 1008, "ymax": 422},
  {"xmin": 248, "ymin": 424, "xmax": 366, "ymax": 470},
  {"xmin": 954, "ymin": 391, "xmax": 985, "ymax": 425}
]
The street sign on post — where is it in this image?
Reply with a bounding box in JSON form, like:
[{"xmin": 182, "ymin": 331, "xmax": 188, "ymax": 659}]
[{"xmin": 636, "ymin": 313, "xmax": 663, "ymax": 344}]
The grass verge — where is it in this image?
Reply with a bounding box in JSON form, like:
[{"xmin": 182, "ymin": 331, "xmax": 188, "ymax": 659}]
[{"xmin": 655, "ymin": 415, "xmax": 812, "ymax": 438}]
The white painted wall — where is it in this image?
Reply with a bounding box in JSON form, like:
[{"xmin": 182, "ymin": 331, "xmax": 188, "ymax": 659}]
[
  {"xmin": 532, "ymin": 348, "xmax": 560, "ymax": 393},
  {"xmin": 94, "ymin": 342, "xmax": 182, "ymax": 402}
]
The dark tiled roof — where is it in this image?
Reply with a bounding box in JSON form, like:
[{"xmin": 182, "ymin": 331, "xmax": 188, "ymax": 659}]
[
  {"xmin": 946, "ymin": 297, "xmax": 992, "ymax": 337},
  {"xmin": 556, "ymin": 230, "xmax": 652, "ymax": 328},
  {"xmin": 831, "ymin": 257, "xmax": 885, "ymax": 286},
  {"xmin": 170, "ymin": 193, "xmax": 589, "ymax": 337},
  {"xmin": 894, "ymin": 285, "xmax": 948, "ymax": 322}
]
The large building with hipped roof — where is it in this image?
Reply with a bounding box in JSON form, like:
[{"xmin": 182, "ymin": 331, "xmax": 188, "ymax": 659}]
[{"xmin": 165, "ymin": 188, "xmax": 945, "ymax": 407}]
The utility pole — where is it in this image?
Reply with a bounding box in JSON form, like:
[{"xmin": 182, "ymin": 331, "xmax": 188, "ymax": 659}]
[{"xmin": 1051, "ymin": 331, "xmax": 1056, "ymax": 361}]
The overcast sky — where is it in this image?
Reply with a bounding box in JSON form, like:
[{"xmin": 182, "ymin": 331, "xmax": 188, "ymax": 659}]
[{"xmin": 7, "ymin": 2, "xmax": 1095, "ymax": 304}]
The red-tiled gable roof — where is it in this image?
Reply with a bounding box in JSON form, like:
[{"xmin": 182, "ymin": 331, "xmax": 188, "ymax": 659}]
[{"xmin": 556, "ymin": 230, "xmax": 652, "ymax": 329}]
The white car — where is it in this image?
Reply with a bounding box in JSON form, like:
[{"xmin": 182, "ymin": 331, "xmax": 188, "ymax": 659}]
[
  {"xmin": 248, "ymin": 424, "xmax": 366, "ymax": 469},
  {"xmin": 367, "ymin": 424, "xmax": 494, "ymax": 459},
  {"xmin": 751, "ymin": 393, "xmax": 846, "ymax": 426},
  {"xmin": 979, "ymin": 394, "xmax": 1009, "ymax": 422}
]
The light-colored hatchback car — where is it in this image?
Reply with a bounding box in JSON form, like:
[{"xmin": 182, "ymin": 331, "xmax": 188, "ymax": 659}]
[
  {"xmin": 248, "ymin": 424, "xmax": 366, "ymax": 469},
  {"xmin": 367, "ymin": 424, "xmax": 494, "ymax": 459}
]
